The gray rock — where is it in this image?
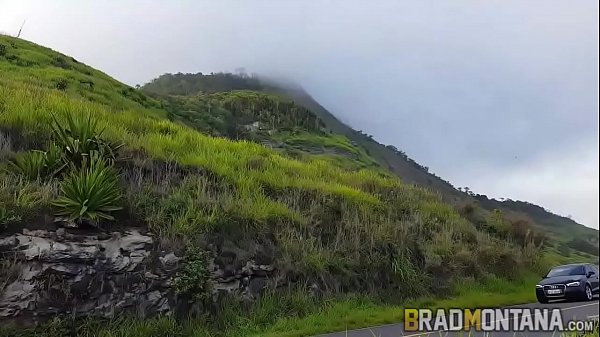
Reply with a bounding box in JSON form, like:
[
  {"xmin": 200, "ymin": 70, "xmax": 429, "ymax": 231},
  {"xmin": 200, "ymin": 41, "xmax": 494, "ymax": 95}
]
[
  {"xmin": 146, "ymin": 290, "xmax": 162, "ymax": 306},
  {"xmin": 0, "ymin": 228, "xmax": 280, "ymax": 326},
  {"xmin": 55, "ymin": 228, "xmax": 66, "ymax": 238},
  {"xmin": 0, "ymin": 229, "xmax": 176, "ymax": 324},
  {"xmin": 145, "ymin": 272, "xmax": 160, "ymax": 280},
  {"xmin": 159, "ymin": 252, "xmax": 180, "ymax": 268},
  {"xmin": 247, "ymin": 277, "xmax": 269, "ymax": 297},
  {"xmin": 213, "ymin": 279, "xmax": 240, "ymax": 294}
]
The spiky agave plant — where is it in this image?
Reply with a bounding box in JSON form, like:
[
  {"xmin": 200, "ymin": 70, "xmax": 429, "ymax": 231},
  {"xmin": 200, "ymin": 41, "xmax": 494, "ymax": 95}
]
[
  {"xmin": 53, "ymin": 155, "xmax": 122, "ymax": 225},
  {"xmin": 8, "ymin": 143, "xmax": 68, "ymax": 181},
  {"xmin": 8, "ymin": 150, "xmax": 46, "ymax": 180},
  {"xmin": 43, "ymin": 143, "xmax": 68, "ymax": 176},
  {"xmin": 50, "ymin": 112, "xmax": 123, "ymax": 168}
]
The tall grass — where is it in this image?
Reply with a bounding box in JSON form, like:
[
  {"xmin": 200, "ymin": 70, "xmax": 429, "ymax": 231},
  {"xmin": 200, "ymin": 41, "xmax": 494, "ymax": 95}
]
[{"xmin": 0, "ymin": 172, "xmax": 57, "ymax": 228}]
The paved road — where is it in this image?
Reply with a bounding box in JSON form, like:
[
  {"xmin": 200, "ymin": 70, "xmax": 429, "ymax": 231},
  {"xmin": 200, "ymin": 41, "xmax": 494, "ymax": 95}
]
[{"xmin": 317, "ymin": 298, "xmax": 599, "ymax": 337}]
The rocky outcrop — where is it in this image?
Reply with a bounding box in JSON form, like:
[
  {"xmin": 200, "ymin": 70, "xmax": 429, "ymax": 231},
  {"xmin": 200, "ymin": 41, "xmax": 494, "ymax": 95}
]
[
  {"xmin": 0, "ymin": 228, "xmax": 278, "ymax": 326},
  {"xmin": 210, "ymin": 239, "xmax": 277, "ymax": 301},
  {"xmin": 0, "ymin": 229, "xmax": 177, "ymax": 325}
]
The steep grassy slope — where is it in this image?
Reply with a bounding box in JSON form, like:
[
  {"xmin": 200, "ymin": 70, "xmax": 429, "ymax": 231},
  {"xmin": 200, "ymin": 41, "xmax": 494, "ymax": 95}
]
[
  {"xmin": 156, "ymin": 90, "xmax": 380, "ymax": 172},
  {"xmin": 269, "ymin": 82, "xmax": 464, "ymax": 197}
]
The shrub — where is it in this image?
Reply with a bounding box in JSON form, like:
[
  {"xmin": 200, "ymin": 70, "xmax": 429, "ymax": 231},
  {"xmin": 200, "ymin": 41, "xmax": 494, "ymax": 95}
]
[
  {"xmin": 390, "ymin": 252, "xmax": 425, "ymax": 295},
  {"xmin": 50, "ymin": 113, "xmax": 122, "ymax": 168},
  {"xmin": 52, "ymin": 56, "xmax": 71, "ymax": 70},
  {"xmin": 567, "ymin": 238, "xmax": 599, "ymax": 256},
  {"xmin": 55, "ymin": 78, "xmax": 68, "ymax": 90},
  {"xmin": 44, "ymin": 143, "xmax": 67, "ymax": 175},
  {"xmin": 79, "ymin": 80, "xmax": 95, "ymax": 90},
  {"xmin": 484, "ymin": 209, "xmax": 510, "ymax": 236},
  {"xmin": 8, "ymin": 151, "xmax": 46, "ymax": 180},
  {"xmin": 174, "ymin": 247, "xmax": 212, "ymax": 301},
  {"xmin": 8, "ymin": 146, "xmax": 66, "ymax": 181},
  {"xmin": 460, "ymin": 203, "xmax": 475, "ymax": 215},
  {"xmin": 557, "ymin": 243, "xmax": 571, "ymax": 256},
  {"xmin": 0, "ymin": 207, "xmax": 20, "ymax": 230},
  {"xmin": 53, "ymin": 156, "xmax": 122, "ymax": 224}
]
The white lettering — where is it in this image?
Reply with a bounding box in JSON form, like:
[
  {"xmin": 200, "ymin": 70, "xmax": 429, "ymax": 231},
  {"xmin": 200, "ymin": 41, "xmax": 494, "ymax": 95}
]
[
  {"xmin": 420, "ymin": 309, "xmax": 432, "ymax": 331},
  {"xmin": 510, "ymin": 308, "xmax": 521, "ymax": 329},
  {"xmin": 519, "ymin": 309, "xmax": 534, "ymax": 331},
  {"xmin": 448, "ymin": 309, "xmax": 463, "ymax": 331},
  {"xmin": 433, "ymin": 309, "xmax": 448, "ymax": 331},
  {"xmin": 413, "ymin": 307, "xmax": 567, "ymax": 333},
  {"xmin": 533, "ymin": 309, "xmax": 548, "ymax": 331},
  {"xmin": 549, "ymin": 309, "xmax": 563, "ymax": 331},
  {"xmin": 495, "ymin": 309, "xmax": 509, "ymax": 331},
  {"xmin": 481, "ymin": 309, "xmax": 494, "ymax": 330}
]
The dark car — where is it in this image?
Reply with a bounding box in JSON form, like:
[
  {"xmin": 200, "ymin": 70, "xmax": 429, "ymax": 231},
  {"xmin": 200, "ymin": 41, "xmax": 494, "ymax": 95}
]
[{"xmin": 536, "ymin": 263, "xmax": 599, "ymax": 303}]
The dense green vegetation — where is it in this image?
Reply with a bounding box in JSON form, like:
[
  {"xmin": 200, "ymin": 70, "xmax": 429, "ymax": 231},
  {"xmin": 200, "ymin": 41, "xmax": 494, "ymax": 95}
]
[
  {"xmin": 155, "ymin": 90, "xmax": 380, "ymax": 173},
  {"xmin": 142, "ymin": 71, "xmax": 265, "ymax": 96},
  {"xmin": 0, "ymin": 35, "xmax": 596, "ymax": 337},
  {"xmin": 473, "ymin": 195, "xmax": 599, "ymax": 256},
  {"xmin": 159, "ymin": 90, "xmax": 325, "ymax": 137}
]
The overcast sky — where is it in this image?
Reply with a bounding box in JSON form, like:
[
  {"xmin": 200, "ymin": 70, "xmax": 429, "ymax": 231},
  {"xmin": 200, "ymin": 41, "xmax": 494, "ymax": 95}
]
[{"xmin": 1, "ymin": 1, "xmax": 598, "ymax": 228}]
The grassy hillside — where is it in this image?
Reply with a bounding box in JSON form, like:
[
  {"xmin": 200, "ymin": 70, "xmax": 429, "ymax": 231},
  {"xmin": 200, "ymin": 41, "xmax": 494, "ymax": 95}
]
[
  {"xmin": 143, "ymin": 72, "xmax": 599, "ymax": 259},
  {"xmin": 473, "ymin": 195, "xmax": 599, "ymax": 256},
  {"xmin": 261, "ymin": 79, "xmax": 465, "ymax": 200},
  {"xmin": 0, "ymin": 36, "xmax": 591, "ymax": 336}
]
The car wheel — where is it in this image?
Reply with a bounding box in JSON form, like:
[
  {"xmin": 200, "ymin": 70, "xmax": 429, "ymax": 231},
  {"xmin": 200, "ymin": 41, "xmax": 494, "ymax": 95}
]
[
  {"xmin": 537, "ymin": 294, "xmax": 549, "ymax": 304},
  {"xmin": 584, "ymin": 284, "xmax": 593, "ymax": 301}
]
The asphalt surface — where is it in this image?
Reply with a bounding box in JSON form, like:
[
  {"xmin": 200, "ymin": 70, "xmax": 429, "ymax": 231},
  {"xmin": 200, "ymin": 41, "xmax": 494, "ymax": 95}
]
[{"xmin": 317, "ymin": 297, "xmax": 599, "ymax": 337}]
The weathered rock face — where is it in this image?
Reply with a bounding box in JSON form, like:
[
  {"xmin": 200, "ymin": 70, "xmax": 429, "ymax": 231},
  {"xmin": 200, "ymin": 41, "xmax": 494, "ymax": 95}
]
[
  {"xmin": 0, "ymin": 229, "xmax": 178, "ymax": 325},
  {"xmin": 210, "ymin": 238, "xmax": 278, "ymax": 302},
  {"xmin": 0, "ymin": 228, "xmax": 278, "ymax": 326}
]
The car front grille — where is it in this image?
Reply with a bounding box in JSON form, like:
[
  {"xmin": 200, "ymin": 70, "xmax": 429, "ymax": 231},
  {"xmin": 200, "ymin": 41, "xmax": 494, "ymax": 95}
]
[{"xmin": 543, "ymin": 284, "xmax": 566, "ymax": 296}]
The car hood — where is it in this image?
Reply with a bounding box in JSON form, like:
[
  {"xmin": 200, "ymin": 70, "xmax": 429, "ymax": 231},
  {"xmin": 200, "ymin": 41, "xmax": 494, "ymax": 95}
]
[{"xmin": 538, "ymin": 275, "xmax": 585, "ymax": 285}]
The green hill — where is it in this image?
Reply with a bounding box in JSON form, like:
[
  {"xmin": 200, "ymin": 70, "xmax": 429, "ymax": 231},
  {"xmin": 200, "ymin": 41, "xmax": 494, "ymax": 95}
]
[
  {"xmin": 0, "ymin": 35, "xmax": 595, "ymax": 336},
  {"xmin": 143, "ymin": 72, "xmax": 599, "ymax": 258}
]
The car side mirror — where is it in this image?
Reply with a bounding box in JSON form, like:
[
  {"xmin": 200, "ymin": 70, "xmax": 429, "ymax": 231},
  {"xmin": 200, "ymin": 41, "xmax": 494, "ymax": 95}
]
[{"xmin": 587, "ymin": 271, "xmax": 595, "ymax": 278}]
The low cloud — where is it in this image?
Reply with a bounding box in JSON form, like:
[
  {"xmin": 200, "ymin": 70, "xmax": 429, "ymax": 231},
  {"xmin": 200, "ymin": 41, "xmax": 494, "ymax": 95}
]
[{"xmin": 452, "ymin": 140, "xmax": 599, "ymax": 227}]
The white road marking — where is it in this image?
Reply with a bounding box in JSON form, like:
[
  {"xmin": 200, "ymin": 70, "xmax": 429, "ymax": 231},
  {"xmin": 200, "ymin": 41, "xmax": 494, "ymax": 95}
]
[{"xmin": 557, "ymin": 302, "xmax": 598, "ymax": 312}]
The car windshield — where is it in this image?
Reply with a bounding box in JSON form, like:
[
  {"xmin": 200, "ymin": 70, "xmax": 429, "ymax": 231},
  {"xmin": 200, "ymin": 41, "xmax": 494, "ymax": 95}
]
[{"xmin": 546, "ymin": 265, "xmax": 585, "ymax": 277}]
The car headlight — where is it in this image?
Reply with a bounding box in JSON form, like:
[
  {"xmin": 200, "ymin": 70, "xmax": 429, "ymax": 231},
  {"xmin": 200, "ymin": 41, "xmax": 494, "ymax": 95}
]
[
  {"xmin": 535, "ymin": 284, "xmax": 543, "ymax": 288},
  {"xmin": 566, "ymin": 281, "xmax": 580, "ymax": 287}
]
